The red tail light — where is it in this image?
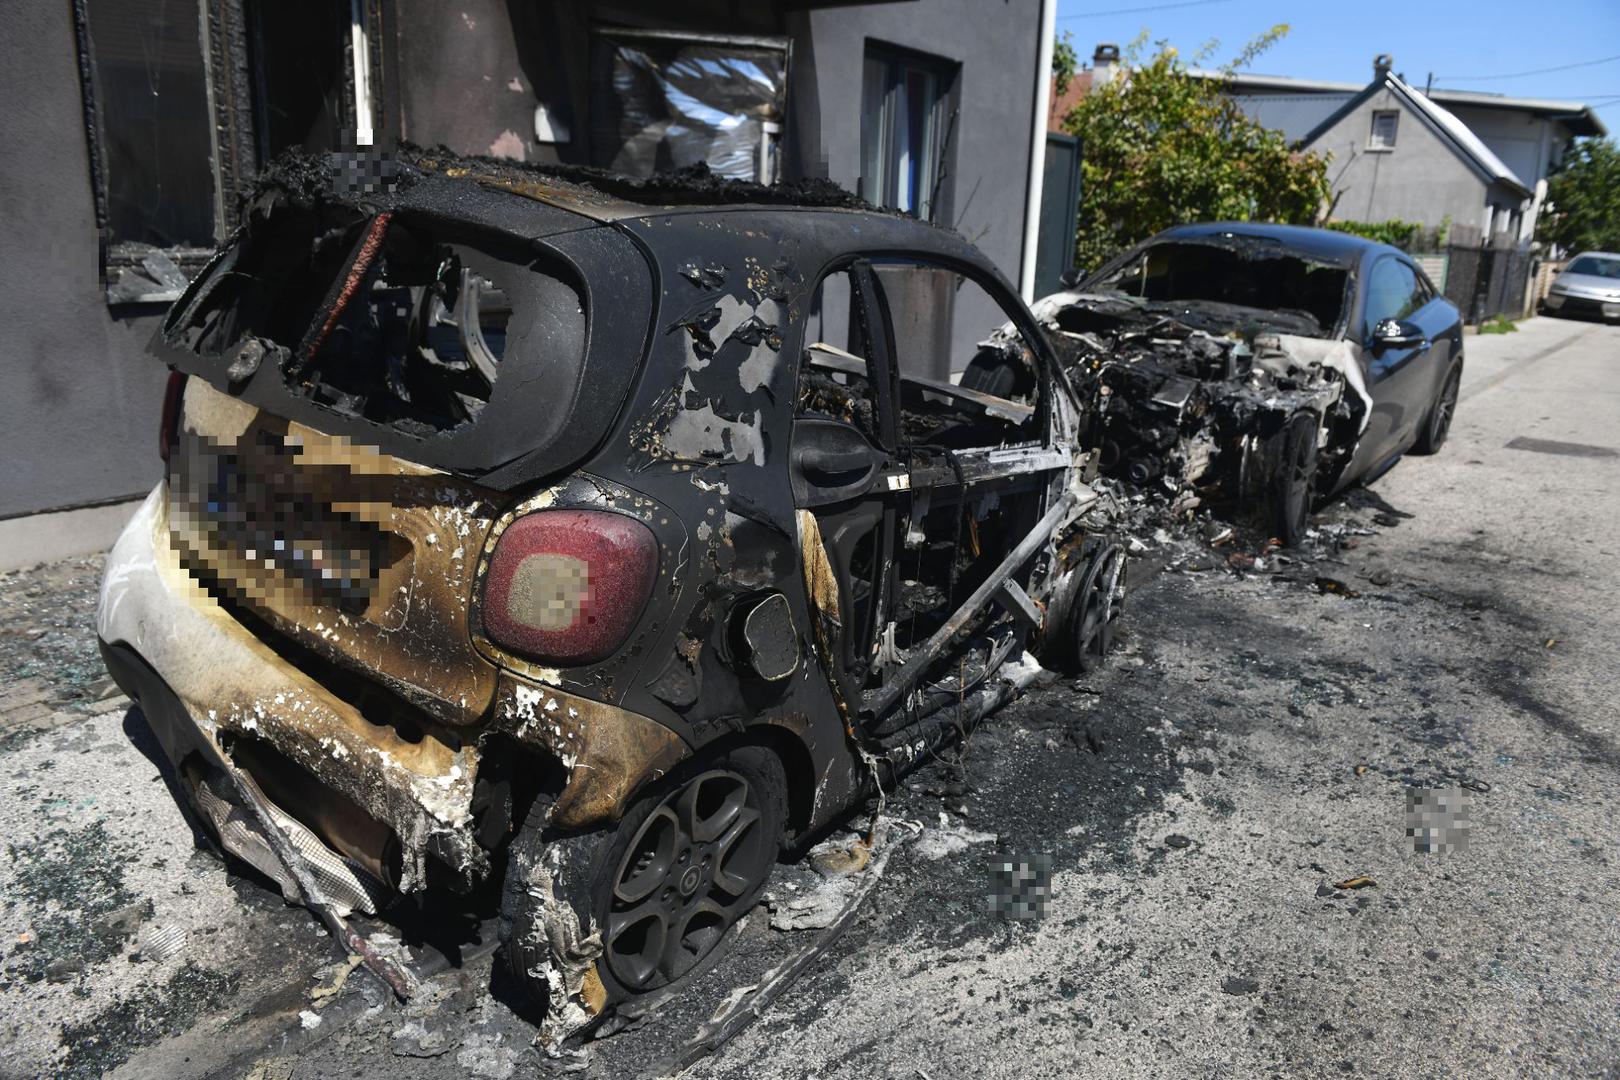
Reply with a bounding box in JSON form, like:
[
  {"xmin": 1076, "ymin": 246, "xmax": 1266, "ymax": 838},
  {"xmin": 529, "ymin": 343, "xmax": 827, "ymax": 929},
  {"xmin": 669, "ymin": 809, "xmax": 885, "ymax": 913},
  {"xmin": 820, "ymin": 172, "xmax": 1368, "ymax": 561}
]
[
  {"xmin": 481, "ymin": 510, "xmax": 659, "ymax": 666},
  {"xmin": 159, "ymin": 371, "xmax": 186, "ymax": 464}
]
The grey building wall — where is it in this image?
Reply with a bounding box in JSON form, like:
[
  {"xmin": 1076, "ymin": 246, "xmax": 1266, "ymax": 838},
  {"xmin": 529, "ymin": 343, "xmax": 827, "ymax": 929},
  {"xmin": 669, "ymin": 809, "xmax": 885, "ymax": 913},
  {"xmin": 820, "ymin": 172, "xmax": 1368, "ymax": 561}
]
[
  {"xmin": 793, "ymin": 0, "xmax": 1039, "ymax": 290},
  {"xmin": 0, "ymin": 0, "xmax": 167, "ymax": 519},
  {"xmin": 793, "ymin": 0, "xmax": 1041, "ymax": 365},
  {"xmin": 1312, "ymin": 87, "xmax": 1488, "ymax": 232}
]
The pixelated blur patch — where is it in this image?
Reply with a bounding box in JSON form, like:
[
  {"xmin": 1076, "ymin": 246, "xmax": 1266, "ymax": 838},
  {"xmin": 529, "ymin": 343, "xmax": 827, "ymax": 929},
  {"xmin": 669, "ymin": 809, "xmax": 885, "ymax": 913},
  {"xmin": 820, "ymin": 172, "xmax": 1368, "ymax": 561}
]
[
  {"xmin": 507, "ymin": 553, "xmax": 591, "ymax": 632},
  {"xmin": 1406, "ymin": 786, "xmax": 1470, "ymax": 854},
  {"xmin": 335, "ymin": 147, "xmax": 401, "ymax": 196},
  {"xmin": 990, "ymin": 854, "xmax": 1052, "ymax": 920}
]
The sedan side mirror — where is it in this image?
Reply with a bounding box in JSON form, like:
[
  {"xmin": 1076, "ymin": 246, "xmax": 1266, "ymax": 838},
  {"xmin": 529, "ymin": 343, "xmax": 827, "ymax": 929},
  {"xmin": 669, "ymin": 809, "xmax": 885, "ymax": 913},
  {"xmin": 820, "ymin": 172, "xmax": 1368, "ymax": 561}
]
[
  {"xmin": 1059, "ymin": 267, "xmax": 1086, "ymax": 289},
  {"xmin": 1371, "ymin": 318, "xmax": 1426, "ymax": 350}
]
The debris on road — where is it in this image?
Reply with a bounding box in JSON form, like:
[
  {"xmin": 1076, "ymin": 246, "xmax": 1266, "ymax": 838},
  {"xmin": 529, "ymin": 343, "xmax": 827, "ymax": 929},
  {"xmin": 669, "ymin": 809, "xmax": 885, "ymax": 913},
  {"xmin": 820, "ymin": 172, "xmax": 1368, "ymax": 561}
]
[
  {"xmin": 913, "ymin": 813, "xmax": 999, "ymax": 861},
  {"xmin": 1333, "ymin": 876, "xmax": 1377, "ymax": 890}
]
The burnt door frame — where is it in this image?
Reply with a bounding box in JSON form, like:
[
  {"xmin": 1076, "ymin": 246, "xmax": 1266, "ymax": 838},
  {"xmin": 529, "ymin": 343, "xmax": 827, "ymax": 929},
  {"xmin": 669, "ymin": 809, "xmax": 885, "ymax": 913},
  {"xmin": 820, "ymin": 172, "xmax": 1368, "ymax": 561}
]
[{"xmin": 791, "ymin": 260, "xmax": 906, "ymax": 705}]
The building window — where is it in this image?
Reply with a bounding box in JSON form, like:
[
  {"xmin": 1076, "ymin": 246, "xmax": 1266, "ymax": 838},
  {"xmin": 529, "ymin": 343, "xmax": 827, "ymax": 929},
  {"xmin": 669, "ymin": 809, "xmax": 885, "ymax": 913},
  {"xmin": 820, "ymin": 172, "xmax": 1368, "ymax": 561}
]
[
  {"xmin": 589, "ymin": 29, "xmax": 788, "ymax": 182},
  {"xmin": 79, "ymin": 0, "xmax": 219, "ymax": 260},
  {"xmin": 1369, "ymin": 110, "xmax": 1399, "ymax": 150},
  {"xmin": 74, "ymin": 0, "xmax": 378, "ymax": 304},
  {"xmin": 860, "ymin": 44, "xmax": 957, "ymax": 222}
]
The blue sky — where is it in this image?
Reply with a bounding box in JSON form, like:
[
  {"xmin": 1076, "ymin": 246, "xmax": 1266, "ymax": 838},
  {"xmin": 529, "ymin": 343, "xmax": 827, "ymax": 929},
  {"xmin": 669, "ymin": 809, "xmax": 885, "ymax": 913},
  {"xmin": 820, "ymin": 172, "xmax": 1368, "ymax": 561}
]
[{"xmin": 1054, "ymin": 0, "xmax": 1620, "ymax": 135}]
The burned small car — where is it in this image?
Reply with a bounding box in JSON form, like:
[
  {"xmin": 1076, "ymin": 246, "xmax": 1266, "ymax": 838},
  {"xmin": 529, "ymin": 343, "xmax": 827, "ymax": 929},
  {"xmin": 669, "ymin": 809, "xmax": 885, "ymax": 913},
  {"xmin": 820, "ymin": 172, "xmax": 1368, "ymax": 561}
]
[
  {"xmin": 95, "ymin": 150, "xmax": 1120, "ymax": 1041},
  {"xmin": 971, "ymin": 224, "xmax": 1463, "ymax": 543}
]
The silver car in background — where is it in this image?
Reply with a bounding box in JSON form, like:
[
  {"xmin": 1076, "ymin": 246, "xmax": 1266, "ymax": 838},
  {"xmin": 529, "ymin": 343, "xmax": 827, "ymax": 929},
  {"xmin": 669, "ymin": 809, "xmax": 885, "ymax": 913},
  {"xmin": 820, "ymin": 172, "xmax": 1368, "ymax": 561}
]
[{"xmin": 1542, "ymin": 252, "xmax": 1620, "ymax": 323}]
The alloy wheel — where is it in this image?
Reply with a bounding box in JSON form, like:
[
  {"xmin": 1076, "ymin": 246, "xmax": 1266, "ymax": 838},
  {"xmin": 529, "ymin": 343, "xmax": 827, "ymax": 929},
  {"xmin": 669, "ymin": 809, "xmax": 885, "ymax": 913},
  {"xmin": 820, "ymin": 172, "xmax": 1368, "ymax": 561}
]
[{"xmin": 603, "ymin": 769, "xmax": 771, "ymax": 991}]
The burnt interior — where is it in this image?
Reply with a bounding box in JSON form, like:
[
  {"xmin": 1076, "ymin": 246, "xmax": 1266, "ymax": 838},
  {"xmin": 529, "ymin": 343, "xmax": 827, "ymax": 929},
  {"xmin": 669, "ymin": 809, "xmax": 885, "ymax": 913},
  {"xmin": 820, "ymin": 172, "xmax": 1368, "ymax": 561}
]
[
  {"xmin": 164, "ymin": 203, "xmax": 581, "ymax": 437},
  {"xmin": 794, "ymin": 263, "xmax": 1051, "ymax": 717}
]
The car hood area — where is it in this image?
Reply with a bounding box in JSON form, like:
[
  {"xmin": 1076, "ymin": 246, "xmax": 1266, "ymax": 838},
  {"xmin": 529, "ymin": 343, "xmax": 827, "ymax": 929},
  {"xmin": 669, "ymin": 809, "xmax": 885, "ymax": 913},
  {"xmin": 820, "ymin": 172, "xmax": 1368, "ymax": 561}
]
[
  {"xmin": 1550, "ymin": 271, "xmax": 1620, "ymax": 301},
  {"xmin": 1032, "ymin": 290, "xmax": 1370, "ymax": 515}
]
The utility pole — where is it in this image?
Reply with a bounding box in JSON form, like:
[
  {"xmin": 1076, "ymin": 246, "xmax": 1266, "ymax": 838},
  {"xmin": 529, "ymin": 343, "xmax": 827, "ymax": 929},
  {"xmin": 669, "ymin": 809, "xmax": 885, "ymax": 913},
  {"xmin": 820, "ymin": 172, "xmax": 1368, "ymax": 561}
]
[{"xmin": 1424, "ymin": 71, "xmax": 1433, "ymax": 94}]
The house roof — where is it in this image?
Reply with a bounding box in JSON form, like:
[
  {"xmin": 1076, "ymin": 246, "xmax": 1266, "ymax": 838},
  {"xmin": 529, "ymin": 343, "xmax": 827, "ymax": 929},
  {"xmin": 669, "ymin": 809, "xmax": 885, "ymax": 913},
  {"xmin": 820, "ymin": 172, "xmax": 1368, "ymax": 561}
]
[
  {"xmin": 1191, "ymin": 69, "xmax": 1606, "ymax": 138},
  {"xmin": 1296, "ymin": 71, "xmax": 1533, "ymax": 199}
]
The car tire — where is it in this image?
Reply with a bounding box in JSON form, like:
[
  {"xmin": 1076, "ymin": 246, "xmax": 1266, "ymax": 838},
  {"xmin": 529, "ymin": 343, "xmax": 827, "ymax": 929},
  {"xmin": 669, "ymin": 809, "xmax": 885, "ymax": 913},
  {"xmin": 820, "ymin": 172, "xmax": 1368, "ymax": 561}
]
[
  {"xmin": 502, "ymin": 744, "xmax": 785, "ymax": 1033},
  {"xmin": 1040, "ymin": 541, "xmax": 1126, "ymax": 674},
  {"xmin": 1264, "ymin": 412, "xmax": 1318, "ymax": 547},
  {"xmin": 1412, "ymin": 363, "xmax": 1461, "ymax": 456}
]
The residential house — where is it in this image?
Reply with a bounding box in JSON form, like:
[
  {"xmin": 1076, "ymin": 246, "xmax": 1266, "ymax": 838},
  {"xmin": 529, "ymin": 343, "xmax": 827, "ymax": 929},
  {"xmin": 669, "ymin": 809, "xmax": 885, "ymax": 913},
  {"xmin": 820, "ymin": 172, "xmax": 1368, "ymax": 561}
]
[
  {"xmin": 0, "ymin": 0, "xmax": 1055, "ymax": 561},
  {"xmin": 1206, "ymin": 58, "xmax": 1605, "ymax": 244}
]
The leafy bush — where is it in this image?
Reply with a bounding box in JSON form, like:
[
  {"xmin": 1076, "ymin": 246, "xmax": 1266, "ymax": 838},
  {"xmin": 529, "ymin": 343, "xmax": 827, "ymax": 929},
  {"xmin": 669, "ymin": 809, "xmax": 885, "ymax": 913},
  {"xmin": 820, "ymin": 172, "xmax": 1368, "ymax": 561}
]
[
  {"xmin": 1542, "ymin": 138, "xmax": 1620, "ymax": 254},
  {"xmin": 1059, "ymin": 29, "xmax": 1330, "ymax": 271}
]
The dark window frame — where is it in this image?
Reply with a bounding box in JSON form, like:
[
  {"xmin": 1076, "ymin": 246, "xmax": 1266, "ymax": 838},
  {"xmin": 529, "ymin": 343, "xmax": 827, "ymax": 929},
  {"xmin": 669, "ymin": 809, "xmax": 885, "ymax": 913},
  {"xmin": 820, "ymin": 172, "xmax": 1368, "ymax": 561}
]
[{"xmin": 70, "ymin": 0, "xmax": 387, "ymax": 306}]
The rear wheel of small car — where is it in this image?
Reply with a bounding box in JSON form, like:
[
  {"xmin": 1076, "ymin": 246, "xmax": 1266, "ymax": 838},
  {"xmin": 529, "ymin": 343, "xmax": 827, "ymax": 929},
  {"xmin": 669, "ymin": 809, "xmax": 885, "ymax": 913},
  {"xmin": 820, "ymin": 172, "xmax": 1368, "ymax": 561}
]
[
  {"xmin": 1412, "ymin": 364, "xmax": 1461, "ymax": 455},
  {"xmin": 502, "ymin": 745, "xmax": 785, "ymax": 1021},
  {"xmin": 1266, "ymin": 412, "xmax": 1318, "ymax": 547}
]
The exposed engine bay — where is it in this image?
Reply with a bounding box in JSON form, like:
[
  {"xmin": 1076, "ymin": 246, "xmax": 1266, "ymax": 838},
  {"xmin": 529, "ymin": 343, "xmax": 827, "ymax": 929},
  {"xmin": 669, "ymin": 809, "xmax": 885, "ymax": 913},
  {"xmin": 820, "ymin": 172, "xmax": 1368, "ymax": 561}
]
[{"xmin": 1028, "ymin": 243, "xmax": 1373, "ymax": 520}]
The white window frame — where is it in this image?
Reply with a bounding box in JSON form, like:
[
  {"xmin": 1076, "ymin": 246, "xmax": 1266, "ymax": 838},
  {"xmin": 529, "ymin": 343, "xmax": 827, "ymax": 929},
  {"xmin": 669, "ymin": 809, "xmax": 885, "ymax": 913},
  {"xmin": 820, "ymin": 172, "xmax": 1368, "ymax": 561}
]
[{"xmin": 1368, "ymin": 109, "xmax": 1400, "ymax": 151}]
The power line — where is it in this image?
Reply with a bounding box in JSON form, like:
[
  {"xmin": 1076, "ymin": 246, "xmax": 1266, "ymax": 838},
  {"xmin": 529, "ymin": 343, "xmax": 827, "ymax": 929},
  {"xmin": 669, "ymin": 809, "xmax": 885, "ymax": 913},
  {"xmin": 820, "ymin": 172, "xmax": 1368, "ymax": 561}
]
[
  {"xmin": 1058, "ymin": 0, "xmax": 1235, "ymax": 20},
  {"xmin": 1436, "ymin": 53, "xmax": 1620, "ymax": 82}
]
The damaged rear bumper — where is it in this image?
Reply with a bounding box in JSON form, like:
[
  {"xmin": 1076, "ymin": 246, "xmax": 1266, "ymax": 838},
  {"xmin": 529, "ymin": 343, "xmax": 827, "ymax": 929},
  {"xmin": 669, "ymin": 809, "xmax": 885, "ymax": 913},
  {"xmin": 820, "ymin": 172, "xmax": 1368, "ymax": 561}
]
[{"xmin": 97, "ymin": 485, "xmax": 485, "ymax": 896}]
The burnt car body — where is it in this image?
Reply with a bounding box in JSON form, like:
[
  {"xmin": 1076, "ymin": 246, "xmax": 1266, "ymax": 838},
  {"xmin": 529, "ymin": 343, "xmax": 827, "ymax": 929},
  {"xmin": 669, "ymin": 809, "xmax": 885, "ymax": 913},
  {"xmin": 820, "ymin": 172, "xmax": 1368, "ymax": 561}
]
[
  {"xmin": 94, "ymin": 150, "xmax": 1119, "ymax": 1041},
  {"xmin": 984, "ymin": 224, "xmax": 1464, "ymax": 542}
]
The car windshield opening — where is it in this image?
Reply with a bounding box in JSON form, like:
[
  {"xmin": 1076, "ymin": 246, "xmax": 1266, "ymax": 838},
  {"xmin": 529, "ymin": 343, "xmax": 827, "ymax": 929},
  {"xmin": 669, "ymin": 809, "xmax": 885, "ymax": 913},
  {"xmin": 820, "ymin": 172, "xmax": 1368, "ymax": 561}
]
[
  {"xmin": 1566, "ymin": 255, "xmax": 1620, "ymax": 279},
  {"xmin": 1091, "ymin": 241, "xmax": 1349, "ymax": 336}
]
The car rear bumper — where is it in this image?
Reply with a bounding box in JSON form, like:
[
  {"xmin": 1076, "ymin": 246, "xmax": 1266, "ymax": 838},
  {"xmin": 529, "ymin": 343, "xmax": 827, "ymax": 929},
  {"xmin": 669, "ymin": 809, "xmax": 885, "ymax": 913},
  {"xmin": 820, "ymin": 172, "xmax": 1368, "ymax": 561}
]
[{"xmin": 96, "ymin": 485, "xmax": 486, "ymax": 894}]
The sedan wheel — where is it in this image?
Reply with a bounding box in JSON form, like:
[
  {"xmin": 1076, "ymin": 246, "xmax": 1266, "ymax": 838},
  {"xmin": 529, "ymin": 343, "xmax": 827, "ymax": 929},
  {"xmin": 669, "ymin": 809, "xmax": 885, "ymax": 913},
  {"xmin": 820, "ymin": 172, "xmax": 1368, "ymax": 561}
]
[
  {"xmin": 1072, "ymin": 544, "xmax": 1126, "ymax": 672},
  {"xmin": 1413, "ymin": 365, "xmax": 1461, "ymax": 455},
  {"xmin": 1266, "ymin": 412, "xmax": 1318, "ymax": 547}
]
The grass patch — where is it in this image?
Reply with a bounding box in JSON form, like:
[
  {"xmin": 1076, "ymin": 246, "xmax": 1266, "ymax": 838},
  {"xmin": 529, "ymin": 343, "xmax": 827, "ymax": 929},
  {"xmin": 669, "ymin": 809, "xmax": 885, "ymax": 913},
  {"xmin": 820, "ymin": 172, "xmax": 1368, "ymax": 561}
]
[{"xmin": 1478, "ymin": 314, "xmax": 1519, "ymax": 334}]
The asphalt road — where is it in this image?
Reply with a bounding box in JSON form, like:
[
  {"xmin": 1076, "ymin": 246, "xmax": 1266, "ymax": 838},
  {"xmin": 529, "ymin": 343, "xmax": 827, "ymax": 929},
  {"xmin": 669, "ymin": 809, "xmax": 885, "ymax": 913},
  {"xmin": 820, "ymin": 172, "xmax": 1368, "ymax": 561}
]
[{"xmin": 1, "ymin": 316, "xmax": 1615, "ymax": 1079}]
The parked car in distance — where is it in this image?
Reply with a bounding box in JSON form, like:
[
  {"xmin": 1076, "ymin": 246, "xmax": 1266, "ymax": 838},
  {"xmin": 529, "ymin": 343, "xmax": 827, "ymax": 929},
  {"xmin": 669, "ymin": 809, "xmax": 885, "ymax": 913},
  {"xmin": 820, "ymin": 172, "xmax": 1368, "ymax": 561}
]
[
  {"xmin": 1542, "ymin": 252, "xmax": 1620, "ymax": 323},
  {"xmin": 973, "ymin": 223, "xmax": 1465, "ymax": 545},
  {"xmin": 95, "ymin": 148, "xmax": 1123, "ymax": 1045}
]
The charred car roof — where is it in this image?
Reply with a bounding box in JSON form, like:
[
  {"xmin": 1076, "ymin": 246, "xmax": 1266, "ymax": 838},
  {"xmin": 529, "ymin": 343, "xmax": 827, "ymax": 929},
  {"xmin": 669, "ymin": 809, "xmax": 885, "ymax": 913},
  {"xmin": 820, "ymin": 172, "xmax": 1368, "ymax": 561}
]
[{"xmin": 153, "ymin": 148, "xmax": 1002, "ymax": 492}]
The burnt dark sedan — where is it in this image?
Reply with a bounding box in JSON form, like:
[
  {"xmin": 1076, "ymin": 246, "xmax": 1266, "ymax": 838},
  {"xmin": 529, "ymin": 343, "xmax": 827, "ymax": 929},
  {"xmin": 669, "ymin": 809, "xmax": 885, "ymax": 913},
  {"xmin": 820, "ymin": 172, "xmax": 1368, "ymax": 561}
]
[
  {"xmin": 95, "ymin": 149, "xmax": 1120, "ymax": 1045},
  {"xmin": 977, "ymin": 223, "xmax": 1464, "ymax": 543}
]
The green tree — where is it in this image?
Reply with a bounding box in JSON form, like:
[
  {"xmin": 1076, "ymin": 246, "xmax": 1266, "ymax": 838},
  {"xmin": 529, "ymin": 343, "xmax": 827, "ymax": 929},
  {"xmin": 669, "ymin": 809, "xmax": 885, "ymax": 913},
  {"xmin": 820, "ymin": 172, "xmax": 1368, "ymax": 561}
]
[
  {"xmin": 1060, "ymin": 30, "xmax": 1330, "ymax": 271},
  {"xmin": 1052, "ymin": 30, "xmax": 1079, "ymax": 98},
  {"xmin": 1542, "ymin": 138, "xmax": 1620, "ymax": 254}
]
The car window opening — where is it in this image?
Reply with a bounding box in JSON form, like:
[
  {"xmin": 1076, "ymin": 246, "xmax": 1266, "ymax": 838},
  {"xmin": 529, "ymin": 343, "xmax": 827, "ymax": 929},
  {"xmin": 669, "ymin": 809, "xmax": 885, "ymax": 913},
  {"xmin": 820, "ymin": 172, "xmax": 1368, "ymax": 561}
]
[
  {"xmin": 1092, "ymin": 241, "xmax": 1349, "ymax": 338},
  {"xmin": 167, "ymin": 207, "xmax": 582, "ymax": 438}
]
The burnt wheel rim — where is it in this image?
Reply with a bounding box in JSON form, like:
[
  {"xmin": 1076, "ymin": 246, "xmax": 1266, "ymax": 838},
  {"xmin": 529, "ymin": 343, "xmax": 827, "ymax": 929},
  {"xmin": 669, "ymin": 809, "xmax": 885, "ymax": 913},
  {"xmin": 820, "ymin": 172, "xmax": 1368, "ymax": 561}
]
[
  {"xmin": 1076, "ymin": 545, "xmax": 1126, "ymax": 663},
  {"xmin": 1284, "ymin": 422, "xmax": 1315, "ymax": 536},
  {"xmin": 1432, "ymin": 370, "xmax": 1459, "ymax": 444},
  {"xmin": 605, "ymin": 769, "xmax": 769, "ymax": 991}
]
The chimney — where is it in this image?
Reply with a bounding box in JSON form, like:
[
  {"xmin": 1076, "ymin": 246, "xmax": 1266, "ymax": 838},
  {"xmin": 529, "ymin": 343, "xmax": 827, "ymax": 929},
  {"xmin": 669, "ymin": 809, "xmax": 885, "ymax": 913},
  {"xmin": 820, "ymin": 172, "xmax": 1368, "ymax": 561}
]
[
  {"xmin": 1093, "ymin": 43, "xmax": 1120, "ymax": 87},
  {"xmin": 1374, "ymin": 53, "xmax": 1393, "ymax": 80}
]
